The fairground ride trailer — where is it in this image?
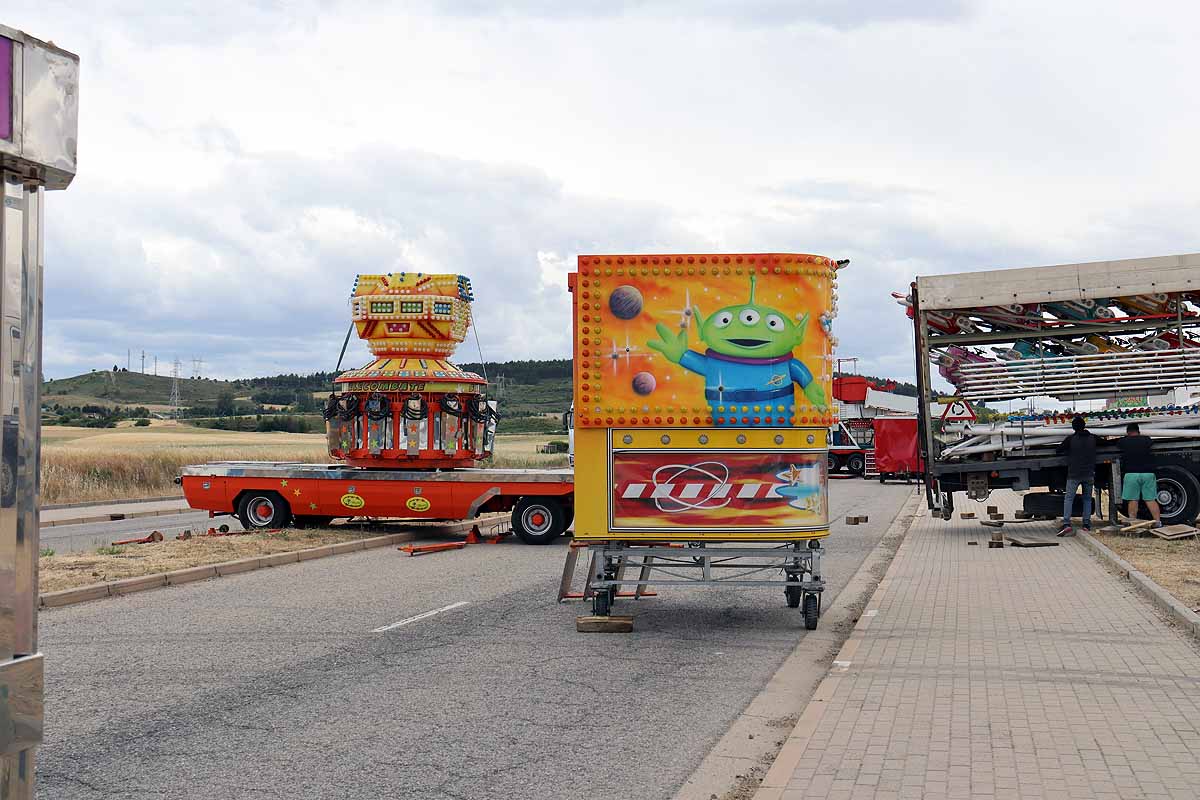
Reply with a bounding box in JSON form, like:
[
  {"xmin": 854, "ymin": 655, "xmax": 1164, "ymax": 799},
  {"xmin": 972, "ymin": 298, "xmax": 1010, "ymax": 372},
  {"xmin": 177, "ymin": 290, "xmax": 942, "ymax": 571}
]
[
  {"xmin": 910, "ymin": 252, "xmax": 1200, "ymax": 526},
  {"xmin": 180, "ymin": 463, "xmax": 575, "ymax": 545}
]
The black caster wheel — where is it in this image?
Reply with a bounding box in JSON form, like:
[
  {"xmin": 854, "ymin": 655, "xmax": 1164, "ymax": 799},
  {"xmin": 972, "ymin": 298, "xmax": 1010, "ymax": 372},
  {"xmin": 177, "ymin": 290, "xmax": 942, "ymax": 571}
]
[
  {"xmin": 592, "ymin": 586, "xmax": 615, "ymax": 617},
  {"xmin": 803, "ymin": 593, "xmax": 820, "ymax": 630},
  {"xmin": 785, "ymin": 579, "xmax": 802, "ymax": 609}
]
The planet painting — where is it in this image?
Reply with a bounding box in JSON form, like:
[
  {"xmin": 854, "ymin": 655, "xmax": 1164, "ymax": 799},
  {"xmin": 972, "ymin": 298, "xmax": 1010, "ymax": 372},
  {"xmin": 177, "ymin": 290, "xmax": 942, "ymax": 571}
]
[
  {"xmin": 609, "ymin": 285, "xmax": 644, "ymax": 320},
  {"xmin": 632, "ymin": 371, "xmax": 656, "ymax": 395}
]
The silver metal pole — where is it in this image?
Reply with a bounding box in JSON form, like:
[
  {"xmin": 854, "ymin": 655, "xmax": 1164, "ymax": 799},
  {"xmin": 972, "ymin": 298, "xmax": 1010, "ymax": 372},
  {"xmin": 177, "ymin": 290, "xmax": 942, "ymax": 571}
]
[
  {"xmin": 0, "ymin": 174, "xmax": 43, "ymax": 800},
  {"xmin": 0, "ymin": 26, "xmax": 79, "ymax": 798}
]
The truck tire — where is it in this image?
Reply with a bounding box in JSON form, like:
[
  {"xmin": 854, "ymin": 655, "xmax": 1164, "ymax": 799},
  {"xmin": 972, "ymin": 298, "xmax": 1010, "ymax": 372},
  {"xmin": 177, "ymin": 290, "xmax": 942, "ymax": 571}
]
[
  {"xmin": 847, "ymin": 453, "xmax": 865, "ymax": 475},
  {"xmin": 512, "ymin": 497, "xmax": 567, "ymax": 545},
  {"xmin": 828, "ymin": 454, "xmax": 841, "ymax": 473},
  {"xmin": 1154, "ymin": 466, "xmax": 1200, "ymax": 526},
  {"xmin": 237, "ymin": 492, "xmax": 291, "ymax": 530}
]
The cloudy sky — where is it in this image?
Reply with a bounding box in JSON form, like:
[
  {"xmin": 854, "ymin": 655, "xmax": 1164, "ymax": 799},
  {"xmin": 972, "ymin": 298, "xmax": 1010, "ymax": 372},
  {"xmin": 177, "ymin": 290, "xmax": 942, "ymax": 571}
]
[{"xmin": 9, "ymin": 0, "xmax": 1199, "ymax": 383}]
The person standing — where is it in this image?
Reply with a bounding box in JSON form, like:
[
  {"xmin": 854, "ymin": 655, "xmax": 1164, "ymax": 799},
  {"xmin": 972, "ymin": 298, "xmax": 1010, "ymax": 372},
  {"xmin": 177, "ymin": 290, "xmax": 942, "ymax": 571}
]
[
  {"xmin": 1118, "ymin": 422, "xmax": 1161, "ymax": 528},
  {"xmin": 1056, "ymin": 414, "xmax": 1098, "ymax": 536}
]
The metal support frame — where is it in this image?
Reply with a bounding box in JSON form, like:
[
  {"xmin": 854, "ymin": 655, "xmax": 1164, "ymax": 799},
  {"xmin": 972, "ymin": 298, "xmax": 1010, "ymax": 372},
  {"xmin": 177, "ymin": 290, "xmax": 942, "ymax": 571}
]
[{"xmin": 584, "ymin": 541, "xmax": 826, "ymax": 618}]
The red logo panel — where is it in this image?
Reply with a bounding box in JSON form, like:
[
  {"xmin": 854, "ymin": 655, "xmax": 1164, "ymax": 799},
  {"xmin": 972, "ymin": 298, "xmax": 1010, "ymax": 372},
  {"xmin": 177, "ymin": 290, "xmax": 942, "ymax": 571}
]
[{"xmin": 610, "ymin": 450, "xmax": 827, "ymax": 533}]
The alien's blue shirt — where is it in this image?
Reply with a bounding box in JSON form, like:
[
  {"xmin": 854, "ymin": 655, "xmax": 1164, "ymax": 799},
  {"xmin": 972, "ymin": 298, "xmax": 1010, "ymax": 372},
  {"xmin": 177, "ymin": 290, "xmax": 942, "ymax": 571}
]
[{"xmin": 678, "ymin": 349, "xmax": 813, "ymax": 425}]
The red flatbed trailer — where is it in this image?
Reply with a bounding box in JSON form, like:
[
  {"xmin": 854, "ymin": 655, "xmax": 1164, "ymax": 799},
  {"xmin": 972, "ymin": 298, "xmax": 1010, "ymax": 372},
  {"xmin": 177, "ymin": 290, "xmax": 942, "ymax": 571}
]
[{"xmin": 179, "ymin": 462, "xmax": 575, "ymax": 545}]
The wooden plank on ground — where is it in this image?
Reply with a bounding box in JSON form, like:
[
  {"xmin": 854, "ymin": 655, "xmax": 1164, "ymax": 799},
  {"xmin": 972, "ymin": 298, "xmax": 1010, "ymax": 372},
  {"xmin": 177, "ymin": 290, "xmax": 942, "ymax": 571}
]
[
  {"xmin": 980, "ymin": 520, "xmax": 1004, "ymax": 528},
  {"xmin": 960, "ymin": 512, "xmax": 976, "ymax": 520},
  {"xmin": 576, "ymin": 615, "xmax": 634, "ymax": 633},
  {"xmin": 1151, "ymin": 525, "xmax": 1198, "ymax": 540},
  {"xmin": 1006, "ymin": 535, "xmax": 1060, "ymax": 548},
  {"xmin": 1120, "ymin": 520, "xmax": 1155, "ymax": 533}
]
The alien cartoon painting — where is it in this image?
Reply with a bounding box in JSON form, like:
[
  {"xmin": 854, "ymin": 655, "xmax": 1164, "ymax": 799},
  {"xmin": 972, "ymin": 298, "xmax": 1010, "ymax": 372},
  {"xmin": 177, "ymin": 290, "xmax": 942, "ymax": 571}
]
[{"xmin": 647, "ymin": 276, "xmax": 827, "ymax": 427}]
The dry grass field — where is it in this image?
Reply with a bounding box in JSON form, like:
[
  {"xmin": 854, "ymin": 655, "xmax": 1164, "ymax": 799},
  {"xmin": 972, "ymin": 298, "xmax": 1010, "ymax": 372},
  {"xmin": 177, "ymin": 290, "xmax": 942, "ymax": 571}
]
[
  {"xmin": 1095, "ymin": 532, "xmax": 1200, "ymax": 610},
  {"xmin": 41, "ymin": 423, "xmax": 569, "ymax": 504}
]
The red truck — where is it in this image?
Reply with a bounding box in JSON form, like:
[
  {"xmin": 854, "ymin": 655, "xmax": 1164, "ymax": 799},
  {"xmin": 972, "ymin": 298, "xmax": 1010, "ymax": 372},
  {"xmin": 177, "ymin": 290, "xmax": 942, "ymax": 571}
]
[{"xmin": 179, "ymin": 462, "xmax": 574, "ymax": 545}]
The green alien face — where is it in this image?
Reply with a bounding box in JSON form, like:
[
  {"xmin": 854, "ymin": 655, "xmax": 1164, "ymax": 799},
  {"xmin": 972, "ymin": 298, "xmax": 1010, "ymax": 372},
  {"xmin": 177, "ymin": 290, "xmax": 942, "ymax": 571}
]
[{"xmin": 696, "ymin": 277, "xmax": 807, "ymax": 359}]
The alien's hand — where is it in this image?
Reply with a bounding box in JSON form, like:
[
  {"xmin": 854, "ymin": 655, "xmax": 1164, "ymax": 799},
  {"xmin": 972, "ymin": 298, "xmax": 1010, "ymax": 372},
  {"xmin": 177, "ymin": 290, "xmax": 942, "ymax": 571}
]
[
  {"xmin": 647, "ymin": 323, "xmax": 688, "ymax": 364},
  {"xmin": 804, "ymin": 381, "xmax": 827, "ymax": 408}
]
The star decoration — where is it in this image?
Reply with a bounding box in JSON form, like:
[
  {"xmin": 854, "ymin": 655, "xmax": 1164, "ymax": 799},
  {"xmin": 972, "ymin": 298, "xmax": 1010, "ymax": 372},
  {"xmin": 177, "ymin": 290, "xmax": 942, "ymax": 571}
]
[
  {"xmin": 783, "ymin": 464, "xmax": 805, "ymax": 485},
  {"xmin": 280, "ymin": 479, "xmax": 289, "ymax": 487},
  {"xmin": 293, "ymin": 489, "xmax": 302, "ymax": 497},
  {"xmin": 309, "ymin": 502, "xmax": 318, "ymax": 510}
]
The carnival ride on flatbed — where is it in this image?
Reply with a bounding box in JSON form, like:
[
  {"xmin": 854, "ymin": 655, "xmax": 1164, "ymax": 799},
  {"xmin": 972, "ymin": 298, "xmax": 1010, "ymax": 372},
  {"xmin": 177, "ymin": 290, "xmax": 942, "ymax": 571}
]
[{"xmin": 179, "ymin": 273, "xmax": 575, "ymax": 545}]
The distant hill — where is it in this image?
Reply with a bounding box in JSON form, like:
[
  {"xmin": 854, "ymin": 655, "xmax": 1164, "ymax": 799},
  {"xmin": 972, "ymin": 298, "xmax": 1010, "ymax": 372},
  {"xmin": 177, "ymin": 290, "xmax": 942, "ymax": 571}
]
[
  {"xmin": 42, "ymin": 361, "xmax": 574, "ymax": 425},
  {"xmin": 44, "ymin": 371, "xmax": 237, "ymax": 406}
]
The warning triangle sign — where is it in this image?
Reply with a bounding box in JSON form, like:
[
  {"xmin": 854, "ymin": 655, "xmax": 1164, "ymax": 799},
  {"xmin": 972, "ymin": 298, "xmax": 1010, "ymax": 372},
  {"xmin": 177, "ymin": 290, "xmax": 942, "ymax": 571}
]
[{"xmin": 940, "ymin": 399, "xmax": 976, "ymax": 422}]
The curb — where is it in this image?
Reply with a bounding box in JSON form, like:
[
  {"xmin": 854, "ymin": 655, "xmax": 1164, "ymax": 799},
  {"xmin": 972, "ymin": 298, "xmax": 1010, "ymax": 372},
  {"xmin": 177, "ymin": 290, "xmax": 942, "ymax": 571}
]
[
  {"xmin": 41, "ymin": 506, "xmax": 193, "ymax": 528},
  {"xmin": 42, "ymin": 495, "xmax": 183, "ymax": 511},
  {"xmin": 39, "ymin": 532, "xmax": 418, "ymax": 609},
  {"xmin": 1078, "ymin": 531, "xmax": 1200, "ymax": 638},
  {"xmin": 752, "ymin": 494, "xmax": 925, "ymax": 800},
  {"xmin": 673, "ymin": 487, "xmax": 923, "ymax": 800}
]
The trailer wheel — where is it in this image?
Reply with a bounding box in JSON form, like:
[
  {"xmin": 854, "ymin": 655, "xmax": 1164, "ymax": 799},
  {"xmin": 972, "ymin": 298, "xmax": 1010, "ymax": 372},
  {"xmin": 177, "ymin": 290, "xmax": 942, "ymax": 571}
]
[
  {"xmin": 847, "ymin": 454, "xmax": 865, "ymax": 475},
  {"xmin": 827, "ymin": 454, "xmax": 841, "ymax": 473},
  {"xmin": 512, "ymin": 497, "xmax": 566, "ymax": 545},
  {"xmin": 803, "ymin": 593, "xmax": 820, "ymax": 630},
  {"xmin": 237, "ymin": 492, "xmax": 291, "ymax": 530},
  {"xmin": 1155, "ymin": 467, "xmax": 1200, "ymax": 526}
]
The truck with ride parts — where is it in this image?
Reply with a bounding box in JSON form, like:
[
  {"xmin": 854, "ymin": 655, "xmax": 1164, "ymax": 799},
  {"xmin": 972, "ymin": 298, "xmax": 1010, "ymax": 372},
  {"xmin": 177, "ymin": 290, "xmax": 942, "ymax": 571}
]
[
  {"xmin": 179, "ymin": 272, "xmax": 576, "ymax": 545},
  {"xmin": 907, "ymin": 252, "xmax": 1200, "ymax": 526}
]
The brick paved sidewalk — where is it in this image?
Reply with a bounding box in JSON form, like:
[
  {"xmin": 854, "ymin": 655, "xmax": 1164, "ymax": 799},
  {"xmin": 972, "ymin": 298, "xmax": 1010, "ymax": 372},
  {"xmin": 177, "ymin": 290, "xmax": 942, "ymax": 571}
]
[{"xmin": 758, "ymin": 491, "xmax": 1200, "ymax": 800}]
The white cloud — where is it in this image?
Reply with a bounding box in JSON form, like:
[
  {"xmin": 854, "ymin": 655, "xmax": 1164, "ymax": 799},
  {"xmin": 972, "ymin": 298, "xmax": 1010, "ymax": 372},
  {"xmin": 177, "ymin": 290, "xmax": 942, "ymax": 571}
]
[{"xmin": 6, "ymin": 0, "xmax": 1199, "ymax": 385}]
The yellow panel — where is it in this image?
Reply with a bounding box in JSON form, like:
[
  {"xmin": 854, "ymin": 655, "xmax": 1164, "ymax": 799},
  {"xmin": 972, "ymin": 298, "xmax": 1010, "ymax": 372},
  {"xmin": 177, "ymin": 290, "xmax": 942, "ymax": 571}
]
[
  {"xmin": 570, "ymin": 253, "xmax": 841, "ymax": 543},
  {"xmin": 572, "ymin": 253, "xmax": 838, "ymax": 430}
]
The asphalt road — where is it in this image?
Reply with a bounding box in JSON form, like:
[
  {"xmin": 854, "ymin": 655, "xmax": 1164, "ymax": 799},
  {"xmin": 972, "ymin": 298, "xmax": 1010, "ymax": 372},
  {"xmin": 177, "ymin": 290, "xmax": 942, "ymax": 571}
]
[
  {"xmin": 41, "ymin": 511, "xmax": 242, "ymax": 553},
  {"xmin": 39, "ymin": 479, "xmax": 915, "ymax": 800}
]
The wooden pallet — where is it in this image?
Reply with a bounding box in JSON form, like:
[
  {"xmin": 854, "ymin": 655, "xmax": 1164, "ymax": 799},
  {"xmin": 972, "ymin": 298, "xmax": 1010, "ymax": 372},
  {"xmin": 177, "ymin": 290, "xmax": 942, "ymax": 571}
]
[
  {"xmin": 1006, "ymin": 535, "xmax": 1059, "ymax": 548},
  {"xmin": 1151, "ymin": 524, "xmax": 1199, "ymax": 540}
]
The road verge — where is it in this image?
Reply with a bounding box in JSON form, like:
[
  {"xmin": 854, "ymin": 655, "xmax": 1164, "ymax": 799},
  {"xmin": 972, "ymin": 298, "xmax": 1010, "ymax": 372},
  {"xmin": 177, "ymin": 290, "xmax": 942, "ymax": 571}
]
[{"xmin": 40, "ymin": 531, "xmax": 417, "ymax": 609}]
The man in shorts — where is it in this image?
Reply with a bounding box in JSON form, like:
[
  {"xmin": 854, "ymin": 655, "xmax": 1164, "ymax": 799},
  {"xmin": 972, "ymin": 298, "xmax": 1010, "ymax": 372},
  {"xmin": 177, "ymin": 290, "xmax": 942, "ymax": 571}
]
[{"xmin": 1118, "ymin": 422, "xmax": 1161, "ymax": 528}]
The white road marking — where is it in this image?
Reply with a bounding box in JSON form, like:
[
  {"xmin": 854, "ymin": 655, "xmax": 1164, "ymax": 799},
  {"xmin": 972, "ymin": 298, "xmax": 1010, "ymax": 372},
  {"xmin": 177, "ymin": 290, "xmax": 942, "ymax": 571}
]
[{"xmin": 372, "ymin": 601, "xmax": 470, "ymax": 633}]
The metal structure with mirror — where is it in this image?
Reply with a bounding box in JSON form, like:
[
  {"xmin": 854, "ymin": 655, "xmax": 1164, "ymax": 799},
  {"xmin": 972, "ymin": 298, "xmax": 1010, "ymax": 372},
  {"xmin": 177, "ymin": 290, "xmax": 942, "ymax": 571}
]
[{"xmin": 0, "ymin": 24, "xmax": 78, "ymax": 800}]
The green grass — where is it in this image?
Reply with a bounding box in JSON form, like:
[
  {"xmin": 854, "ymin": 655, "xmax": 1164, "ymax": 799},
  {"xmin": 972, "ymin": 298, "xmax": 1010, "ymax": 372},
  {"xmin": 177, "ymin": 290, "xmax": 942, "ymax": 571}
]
[
  {"xmin": 39, "ymin": 547, "xmax": 54, "ymax": 558},
  {"xmin": 95, "ymin": 545, "xmax": 125, "ymax": 556}
]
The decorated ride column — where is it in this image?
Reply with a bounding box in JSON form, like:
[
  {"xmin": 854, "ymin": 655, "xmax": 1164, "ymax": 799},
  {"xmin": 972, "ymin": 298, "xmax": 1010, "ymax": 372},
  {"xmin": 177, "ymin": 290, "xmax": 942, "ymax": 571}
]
[
  {"xmin": 570, "ymin": 253, "xmax": 840, "ymax": 542},
  {"xmin": 0, "ymin": 26, "xmax": 79, "ymax": 798},
  {"xmin": 327, "ymin": 273, "xmax": 497, "ymax": 470}
]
